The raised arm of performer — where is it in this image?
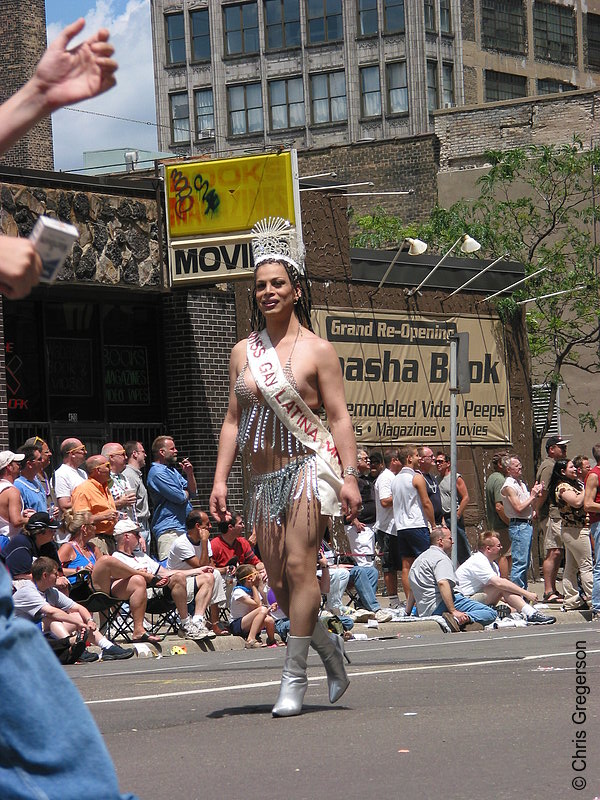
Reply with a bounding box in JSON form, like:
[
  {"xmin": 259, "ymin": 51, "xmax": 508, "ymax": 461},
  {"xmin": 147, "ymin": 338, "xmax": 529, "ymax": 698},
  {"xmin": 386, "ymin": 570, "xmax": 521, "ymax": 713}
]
[{"xmin": 0, "ymin": 18, "xmax": 117, "ymax": 299}]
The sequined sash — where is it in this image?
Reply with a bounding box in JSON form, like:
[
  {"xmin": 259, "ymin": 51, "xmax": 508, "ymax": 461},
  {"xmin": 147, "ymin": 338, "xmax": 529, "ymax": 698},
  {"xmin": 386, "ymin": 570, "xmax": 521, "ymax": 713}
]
[{"xmin": 247, "ymin": 330, "xmax": 343, "ymax": 517}]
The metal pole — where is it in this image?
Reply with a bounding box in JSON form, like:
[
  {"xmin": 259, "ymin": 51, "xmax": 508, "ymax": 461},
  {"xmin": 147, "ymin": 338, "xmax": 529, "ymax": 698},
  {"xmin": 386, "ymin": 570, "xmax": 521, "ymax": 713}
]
[{"xmin": 449, "ymin": 338, "xmax": 458, "ymax": 567}]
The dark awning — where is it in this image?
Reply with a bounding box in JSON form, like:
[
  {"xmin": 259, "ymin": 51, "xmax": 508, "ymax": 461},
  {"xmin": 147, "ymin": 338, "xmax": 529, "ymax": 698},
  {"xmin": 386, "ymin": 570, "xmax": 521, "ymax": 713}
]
[{"xmin": 351, "ymin": 247, "xmax": 525, "ymax": 295}]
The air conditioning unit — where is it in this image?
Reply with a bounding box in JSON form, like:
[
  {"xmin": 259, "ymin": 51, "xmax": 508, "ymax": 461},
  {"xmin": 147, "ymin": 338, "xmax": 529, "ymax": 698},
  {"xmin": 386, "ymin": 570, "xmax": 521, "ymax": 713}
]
[
  {"xmin": 444, "ymin": 102, "xmax": 453, "ymax": 109},
  {"xmin": 201, "ymin": 128, "xmax": 214, "ymax": 139}
]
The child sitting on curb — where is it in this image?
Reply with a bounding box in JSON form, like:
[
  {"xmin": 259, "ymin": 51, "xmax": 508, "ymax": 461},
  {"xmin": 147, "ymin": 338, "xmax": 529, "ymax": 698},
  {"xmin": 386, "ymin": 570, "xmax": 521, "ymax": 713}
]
[{"xmin": 230, "ymin": 564, "xmax": 278, "ymax": 648}]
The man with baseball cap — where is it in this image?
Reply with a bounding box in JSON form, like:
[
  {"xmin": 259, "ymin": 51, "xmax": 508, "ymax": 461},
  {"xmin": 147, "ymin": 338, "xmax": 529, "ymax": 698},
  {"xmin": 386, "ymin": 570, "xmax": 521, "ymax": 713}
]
[
  {"xmin": 0, "ymin": 450, "xmax": 31, "ymax": 550},
  {"xmin": 536, "ymin": 435, "xmax": 569, "ymax": 602},
  {"xmin": 1, "ymin": 511, "xmax": 68, "ymax": 592},
  {"xmin": 112, "ymin": 518, "xmax": 216, "ymax": 642}
]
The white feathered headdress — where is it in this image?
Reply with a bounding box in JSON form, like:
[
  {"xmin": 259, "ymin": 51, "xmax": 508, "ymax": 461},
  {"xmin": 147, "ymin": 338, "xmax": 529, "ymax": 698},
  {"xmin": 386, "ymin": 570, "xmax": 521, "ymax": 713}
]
[{"xmin": 251, "ymin": 216, "xmax": 305, "ymax": 274}]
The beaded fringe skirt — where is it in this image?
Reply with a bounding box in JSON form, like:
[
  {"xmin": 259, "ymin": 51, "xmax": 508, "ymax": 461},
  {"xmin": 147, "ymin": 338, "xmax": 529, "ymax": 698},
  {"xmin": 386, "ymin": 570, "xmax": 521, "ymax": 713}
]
[{"xmin": 245, "ymin": 454, "xmax": 320, "ymax": 531}]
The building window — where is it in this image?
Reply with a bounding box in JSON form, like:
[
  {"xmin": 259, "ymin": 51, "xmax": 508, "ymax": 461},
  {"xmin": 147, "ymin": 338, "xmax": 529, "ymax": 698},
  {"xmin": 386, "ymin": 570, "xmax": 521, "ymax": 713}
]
[
  {"xmin": 223, "ymin": 2, "xmax": 259, "ymax": 56},
  {"xmin": 532, "ymin": 383, "xmax": 561, "ymax": 436},
  {"xmin": 442, "ymin": 63, "xmax": 454, "ymax": 106},
  {"xmin": 427, "ymin": 61, "xmax": 438, "ymax": 111},
  {"xmin": 265, "ymin": 0, "xmax": 301, "ymax": 49},
  {"xmin": 360, "ymin": 65, "xmax": 381, "ymax": 117},
  {"xmin": 195, "ymin": 89, "xmax": 214, "ymax": 136},
  {"xmin": 440, "ymin": 0, "xmax": 451, "ymax": 33},
  {"xmin": 307, "ymin": 0, "xmax": 343, "ymax": 44},
  {"xmin": 228, "ymin": 82, "xmax": 263, "ymax": 135},
  {"xmin": 481, "ymin": 0, "xmax": 525, "ymax": 55},
  {"xmin": 269, "ymin": 77, "xmax": 305, "ymax": 129},
  {"xmin": 358, "ymin": 0, "xmax": 378, "ymax": 36},
  {"xmin": 424, "ymin": 0, "xmax": 435, "ymax": 32},
  {"xmin": 165, "ymin": 13, "xmax": 186, "ymax": 64},
  {"xmin": 386, "ymin": 61, "xmax": 408, "ymax": 113},
  {"xmin": 533, "ymin": 1, "xmax": 575, "ymax": 64},
  {"xmin": 537, "ymin": 77, "xmax": 576, "ymax": 94},
  {"xmin": 190, "ymin": 9, "xmax": 210, "ymax": 62},
  {"xmin": 485, "ymin": 69, "xmax": 527, "ymax": 101},
  {"xmin": 310, "ymin": 71, "xmax": 347, "ymax": 124},
  {"xmin": 587, "ymin": 13, "xmax": 600, "ymax": 69},
  {"xmin": 384, "ymin": 0, "xmax": 405, "ymax": 33},
  {"xmin": 170, "ymin": 92, "xmax": 190, "ymax": 142}
]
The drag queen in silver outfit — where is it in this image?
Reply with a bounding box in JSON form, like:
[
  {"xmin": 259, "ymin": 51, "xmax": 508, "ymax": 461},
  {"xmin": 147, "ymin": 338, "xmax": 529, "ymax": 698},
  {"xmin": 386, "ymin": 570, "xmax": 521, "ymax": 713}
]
[{"xmin": 210, "ymin": 218, "xmax": 361, "ymax": 716}]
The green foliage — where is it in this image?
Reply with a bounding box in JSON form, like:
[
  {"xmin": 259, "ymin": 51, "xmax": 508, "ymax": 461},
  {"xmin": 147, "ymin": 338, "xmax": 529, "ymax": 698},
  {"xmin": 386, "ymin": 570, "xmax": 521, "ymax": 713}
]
[{"xmin": 350, "ymin": 139, "xmax": 600, "ymax": 458}]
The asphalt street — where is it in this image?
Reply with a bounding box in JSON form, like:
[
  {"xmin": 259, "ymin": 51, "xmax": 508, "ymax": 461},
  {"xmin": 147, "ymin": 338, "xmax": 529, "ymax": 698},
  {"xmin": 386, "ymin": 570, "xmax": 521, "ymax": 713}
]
[{"xmin": 68, "ymin": 621, "xmax": 600, "ymax": 800}]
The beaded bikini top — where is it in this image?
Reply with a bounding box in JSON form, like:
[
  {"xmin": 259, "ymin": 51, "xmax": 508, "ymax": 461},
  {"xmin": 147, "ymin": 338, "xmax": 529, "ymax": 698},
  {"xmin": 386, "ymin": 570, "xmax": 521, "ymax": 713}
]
[{"xmin": 235, "ymin": 360, "xmax": 308, "ymax": 458}]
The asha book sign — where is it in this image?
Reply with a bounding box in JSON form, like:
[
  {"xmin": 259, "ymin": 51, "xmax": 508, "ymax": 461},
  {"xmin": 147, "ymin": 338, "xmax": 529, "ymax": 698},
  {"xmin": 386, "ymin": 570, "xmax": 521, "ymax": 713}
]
[{"xmin": 312, "ymin": 309, "xmax": 511, "ymax": 446}]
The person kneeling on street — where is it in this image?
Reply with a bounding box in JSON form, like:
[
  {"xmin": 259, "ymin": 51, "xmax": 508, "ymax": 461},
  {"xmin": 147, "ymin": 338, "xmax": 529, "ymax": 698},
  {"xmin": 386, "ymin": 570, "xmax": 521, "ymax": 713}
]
[
  {"xmin": 406, "ymin": 525, "xmax": 498, "ymax": 632},
  {"xmin": 456, "ymin": 532, "xmax": 555, "ymax": 625},
  {"xmin": 12, "ymin": 557, "xmax": 134, "ymax": 662}
]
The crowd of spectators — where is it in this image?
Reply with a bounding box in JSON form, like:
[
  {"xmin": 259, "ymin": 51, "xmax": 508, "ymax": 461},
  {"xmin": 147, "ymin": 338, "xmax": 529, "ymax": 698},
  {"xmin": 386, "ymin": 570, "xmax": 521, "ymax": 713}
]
[{"xmin": 1, "ymin": 432, "xmax": 598, "ymax": 665}]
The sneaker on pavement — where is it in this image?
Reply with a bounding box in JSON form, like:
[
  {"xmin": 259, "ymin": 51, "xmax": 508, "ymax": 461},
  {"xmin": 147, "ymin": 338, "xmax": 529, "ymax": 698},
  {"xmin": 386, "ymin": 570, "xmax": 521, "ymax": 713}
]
[
  {"xmin": 374, "ymin": 608, "xmax": 393, "ymax": 623},
  {"xmin": 526, "ymin": 611, "xmax": 556, "ymax": 625},
  {"xmin": 77, "ymin": 649, "xmax": 100, "ymax": 663},
  {"xmin": 197, "ymin": 622, "xmax": 216, "ymax": 639},
  {"xmin": 179, "ymin": 619, "xmax": 208, "ymax": 640},
  {"xmin": 351, "ymin": 608, "xmax": 375, "ymax": 622},
  {"xmin": 102, "ymin": 644, "xmax": 135, "ymax": 661}
]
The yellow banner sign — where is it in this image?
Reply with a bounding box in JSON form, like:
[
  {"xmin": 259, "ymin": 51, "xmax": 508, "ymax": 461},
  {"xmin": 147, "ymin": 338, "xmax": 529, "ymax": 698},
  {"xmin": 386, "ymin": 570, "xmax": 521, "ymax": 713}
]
[
  {"xmin": 165, "ymin": 152, "xmax": 296, "ymax": 239},
  {"xmin": 312, "ymin": 309, "xmax": 512, "ymax": 446}
]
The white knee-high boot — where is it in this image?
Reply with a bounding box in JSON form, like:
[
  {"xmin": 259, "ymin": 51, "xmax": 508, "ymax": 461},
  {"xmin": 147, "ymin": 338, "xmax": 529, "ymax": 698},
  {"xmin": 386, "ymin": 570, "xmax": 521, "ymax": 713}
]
[
  {"xmin": 272, "ymin": 635, "xmax": 311, "ymax": 717},
  {"xmin": 310, "ymin": 621, "xmax": 350, "ymax": 704}
]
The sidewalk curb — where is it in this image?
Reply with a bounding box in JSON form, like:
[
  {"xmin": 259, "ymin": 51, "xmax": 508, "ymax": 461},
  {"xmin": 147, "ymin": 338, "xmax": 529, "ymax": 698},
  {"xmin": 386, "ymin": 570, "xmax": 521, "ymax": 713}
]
[{"xmin": 128, "ymin": 606, "xmax": 594, "ymax": 658}]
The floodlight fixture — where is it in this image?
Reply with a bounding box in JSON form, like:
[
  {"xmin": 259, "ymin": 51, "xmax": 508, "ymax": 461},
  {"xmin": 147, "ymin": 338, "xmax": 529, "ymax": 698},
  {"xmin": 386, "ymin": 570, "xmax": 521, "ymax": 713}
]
[
  {"xmin": 406, "ymin": 234, "xmax": 481, "ymax": 297},
  {"xmin": 369, "ymin": 237, "xmax": 428, "ymax": 297}
]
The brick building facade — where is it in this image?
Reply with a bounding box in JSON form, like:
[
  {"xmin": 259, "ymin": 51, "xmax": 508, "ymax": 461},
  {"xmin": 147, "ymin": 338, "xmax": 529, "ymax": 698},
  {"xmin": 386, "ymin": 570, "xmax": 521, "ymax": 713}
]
[{"xmin": 297, "ymin": 135, "xmax": 440, "ymax": 225}]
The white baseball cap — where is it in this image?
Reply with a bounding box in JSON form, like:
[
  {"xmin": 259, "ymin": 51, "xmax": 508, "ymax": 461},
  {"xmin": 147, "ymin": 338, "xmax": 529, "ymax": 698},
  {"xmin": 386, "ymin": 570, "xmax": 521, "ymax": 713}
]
[
  {"xmin": 113, "ymin": 519, "xmax": 141, "ymax": 536},
  {"xmin": 0, "ymin": 451, "xmax": 25, "ymax": 470}
]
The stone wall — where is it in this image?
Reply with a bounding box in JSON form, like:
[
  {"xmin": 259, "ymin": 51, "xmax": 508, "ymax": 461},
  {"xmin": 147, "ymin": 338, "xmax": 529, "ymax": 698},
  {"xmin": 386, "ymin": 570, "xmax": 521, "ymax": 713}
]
[
  {"xmin": 0, "ymin": 181, "xmax": 162, "ymax": 289},
  {"xmin": 0, "ymin": 0, "xmax": 53, "ymax": 170}
]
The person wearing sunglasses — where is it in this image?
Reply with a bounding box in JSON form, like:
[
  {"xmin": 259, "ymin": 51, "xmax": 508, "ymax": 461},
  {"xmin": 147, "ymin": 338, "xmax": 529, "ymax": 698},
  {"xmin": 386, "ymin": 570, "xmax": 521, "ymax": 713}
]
[
  {"xmin": 53, "ymin": 438, "xmax": 88, "ymax": 516},
  {"xmin": 71, "ymin": 457, "xmax": 118, "ymax": 555}
]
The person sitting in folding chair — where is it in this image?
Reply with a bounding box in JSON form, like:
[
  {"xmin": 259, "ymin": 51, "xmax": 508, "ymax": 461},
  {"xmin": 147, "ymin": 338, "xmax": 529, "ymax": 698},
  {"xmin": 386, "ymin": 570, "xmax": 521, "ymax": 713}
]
[
  {"xmin": 12, "ymin": 557, "xmax": 134, "ymax": 662},
  {"xmin": 58, "ymin": 509, "xmax": 162, "ymax": 602},
  {"xmin": 166, "ymin": 510, "xmax": 230, "ymax": 636},
  {"xmin": 111, "ymin": 518, "xmax": 216, "ymax": 642}
]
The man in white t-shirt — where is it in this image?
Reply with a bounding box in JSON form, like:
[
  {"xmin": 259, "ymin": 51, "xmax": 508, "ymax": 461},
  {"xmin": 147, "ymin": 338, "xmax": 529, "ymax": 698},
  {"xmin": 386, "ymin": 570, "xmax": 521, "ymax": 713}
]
[
  {"xmin": 12, "ymin": 556, "xmax": 134, "ymax": 660},
  {"xmin": 501, "ymin": 455, "xmax": 543, "ymax": 589},
  {"xmin": 406, "ymin": 525, "xmax": 497, "ymax": 631},
  {"xmin": 456, "ymin": 532, "xmax": 555, "ymax": 625},
  {"xmin": 391, "ymin": 444, "xmax": 434, "ymax": 602},
  {"xmin": 374, "ymin": 447, "xmax": 402, "ymax": 608},
  {"xmin": 53, "ymin": 439, "xmax": 88, "ymax": 544},
  {"xmin": 112, "ymin": 518, "xmax": 216, "ymax": 641},
  {"xmin": 167, "ymin": 511, "xmax": 229, "ymax": 635}
]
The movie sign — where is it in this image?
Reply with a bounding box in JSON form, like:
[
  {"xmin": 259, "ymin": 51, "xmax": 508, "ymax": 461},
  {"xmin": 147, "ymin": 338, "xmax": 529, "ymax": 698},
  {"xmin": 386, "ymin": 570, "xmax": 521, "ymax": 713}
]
[
  {"xmin": 164, "ymin": 151, "xmax": 302, "ymax": 285},
  {"xmin": 311, "ymin": 309, "xmax": 511, "ymax": 446}
]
